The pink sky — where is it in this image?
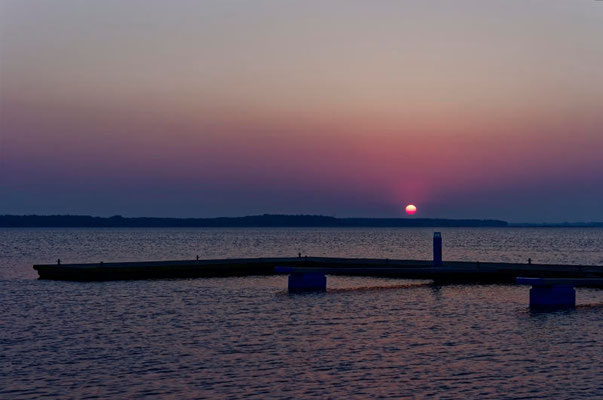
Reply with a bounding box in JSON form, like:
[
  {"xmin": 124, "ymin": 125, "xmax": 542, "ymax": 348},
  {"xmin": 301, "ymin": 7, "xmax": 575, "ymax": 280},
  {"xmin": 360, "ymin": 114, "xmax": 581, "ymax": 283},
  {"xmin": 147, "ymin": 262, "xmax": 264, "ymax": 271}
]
[{"xmin": 1, "ymin": 1, "xmax": 602, "ymax": 221}]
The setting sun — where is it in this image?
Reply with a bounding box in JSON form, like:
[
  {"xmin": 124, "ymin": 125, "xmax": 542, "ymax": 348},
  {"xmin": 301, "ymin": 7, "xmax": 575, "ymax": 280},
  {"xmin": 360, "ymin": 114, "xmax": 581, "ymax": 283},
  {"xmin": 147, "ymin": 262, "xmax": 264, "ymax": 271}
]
[{"xmin": 405, "ymin": 204, "xmax": 417, "ymax": 215}]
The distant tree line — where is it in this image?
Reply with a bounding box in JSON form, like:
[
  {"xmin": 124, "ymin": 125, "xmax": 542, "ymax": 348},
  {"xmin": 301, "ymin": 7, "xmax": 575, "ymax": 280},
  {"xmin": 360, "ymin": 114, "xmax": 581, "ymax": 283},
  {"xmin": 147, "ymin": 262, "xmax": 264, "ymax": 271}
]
[{"xmin": 0, "ymin": 214, "xmax": 511, "ymax": 227}]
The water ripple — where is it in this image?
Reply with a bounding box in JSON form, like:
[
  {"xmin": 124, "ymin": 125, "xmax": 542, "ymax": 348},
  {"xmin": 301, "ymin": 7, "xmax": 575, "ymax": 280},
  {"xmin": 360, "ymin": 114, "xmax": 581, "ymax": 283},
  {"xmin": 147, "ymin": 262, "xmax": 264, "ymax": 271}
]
[{"xmin": 1, "ymin": 228, "xmax": 602, "ymax": 398}]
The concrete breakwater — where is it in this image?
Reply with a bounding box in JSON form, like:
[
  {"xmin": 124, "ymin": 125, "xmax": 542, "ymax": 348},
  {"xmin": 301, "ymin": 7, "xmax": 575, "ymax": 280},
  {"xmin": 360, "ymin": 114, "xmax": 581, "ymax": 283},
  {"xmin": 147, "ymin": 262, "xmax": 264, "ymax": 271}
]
[{"xmin": 33, "ymin": 256, "xmax": 603, "ymax": 283}]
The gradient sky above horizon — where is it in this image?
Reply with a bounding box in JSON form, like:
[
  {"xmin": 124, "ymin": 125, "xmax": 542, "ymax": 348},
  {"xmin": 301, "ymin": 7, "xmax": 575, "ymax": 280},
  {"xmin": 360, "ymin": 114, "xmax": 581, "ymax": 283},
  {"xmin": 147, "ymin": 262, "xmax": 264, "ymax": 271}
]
[{"xmin": 1, "ymin": 0, "xmax": 602, "ymax": 222}]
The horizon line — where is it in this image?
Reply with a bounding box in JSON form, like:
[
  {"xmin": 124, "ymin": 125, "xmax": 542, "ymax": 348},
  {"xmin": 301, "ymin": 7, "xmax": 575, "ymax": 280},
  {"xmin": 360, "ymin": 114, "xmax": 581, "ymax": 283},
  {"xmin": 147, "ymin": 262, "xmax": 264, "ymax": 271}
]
[{"xmin": 1, "ymin": 214, "xmax": 602, "ymax": 227}]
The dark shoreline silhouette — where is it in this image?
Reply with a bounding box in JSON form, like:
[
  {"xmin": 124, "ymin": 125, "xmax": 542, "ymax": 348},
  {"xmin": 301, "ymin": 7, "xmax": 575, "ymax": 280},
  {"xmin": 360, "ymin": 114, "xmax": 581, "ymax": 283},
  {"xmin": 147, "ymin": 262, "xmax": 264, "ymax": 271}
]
[
  {"xmin": 0, "ymin": 214, "xmax": 511, "ymax": 228},
  {"xmin": 2, "ymin": 214, "xmax": 601, "ymax": 228}
]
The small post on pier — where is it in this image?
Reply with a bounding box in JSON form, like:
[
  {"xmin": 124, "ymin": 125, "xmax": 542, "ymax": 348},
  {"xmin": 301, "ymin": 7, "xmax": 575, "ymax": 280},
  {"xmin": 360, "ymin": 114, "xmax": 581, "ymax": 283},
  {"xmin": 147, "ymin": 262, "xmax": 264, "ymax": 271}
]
[{"xmin": 433, "ymin": 232, "xmax": 442, "ymax": 266}]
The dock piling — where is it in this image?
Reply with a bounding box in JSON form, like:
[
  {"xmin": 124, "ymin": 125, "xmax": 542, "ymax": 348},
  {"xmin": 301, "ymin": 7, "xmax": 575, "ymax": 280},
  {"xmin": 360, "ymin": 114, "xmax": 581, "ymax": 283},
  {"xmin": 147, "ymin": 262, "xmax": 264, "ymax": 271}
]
[
  {"xmin": 288, "ymin": 272, "xmax": 327, "ymax": 293},
  {"xmin": 513, "ymin": 277, "xmax": 603, "ymax": 309},
  {"xmin": 529, "ymin": 285, "xmax": 575, "ymax": 309},
  {"xmin": 275, "ymin": 266, "xmax": 327, "ymax": 292}
]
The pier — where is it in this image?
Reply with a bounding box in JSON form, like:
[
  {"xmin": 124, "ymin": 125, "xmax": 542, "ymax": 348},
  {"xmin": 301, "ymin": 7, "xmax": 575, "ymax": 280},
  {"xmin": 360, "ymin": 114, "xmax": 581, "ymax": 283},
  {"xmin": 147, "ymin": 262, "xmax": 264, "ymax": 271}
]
[
  {"xmin": 33, "ymin": 233, "xmax": 603, "ymax": 283},
  {"xmin": 34, "ymin": 257, "xmax": 603, "ymax": 282}
]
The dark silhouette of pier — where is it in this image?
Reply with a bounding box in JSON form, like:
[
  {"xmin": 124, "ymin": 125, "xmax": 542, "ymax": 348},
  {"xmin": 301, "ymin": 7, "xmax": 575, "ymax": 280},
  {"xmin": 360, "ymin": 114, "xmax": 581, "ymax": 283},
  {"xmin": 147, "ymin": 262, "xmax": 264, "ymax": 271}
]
[
  {"xmin": 33, "ymin": 232, "xmax": 603, "ymax": 284},
  {"xmin": 33, "ymin": 256, "xmax": 603, "ymax": 283}
]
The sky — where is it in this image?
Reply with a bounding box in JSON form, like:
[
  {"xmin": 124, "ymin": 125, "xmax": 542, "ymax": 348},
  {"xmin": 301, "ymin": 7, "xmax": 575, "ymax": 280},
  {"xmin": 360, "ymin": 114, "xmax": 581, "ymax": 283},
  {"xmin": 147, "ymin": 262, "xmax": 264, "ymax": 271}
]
[{"xmin": 1, "ymin": 0, "xmax": 602, "ymax": 222}]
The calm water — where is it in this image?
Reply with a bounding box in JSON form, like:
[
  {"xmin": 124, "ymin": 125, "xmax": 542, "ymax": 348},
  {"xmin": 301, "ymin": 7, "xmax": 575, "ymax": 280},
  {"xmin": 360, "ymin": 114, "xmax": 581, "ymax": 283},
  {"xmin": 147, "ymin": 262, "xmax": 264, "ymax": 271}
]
[{"xmin": 1, "ymin": 228, "xmax": 602, "ymax": 399}]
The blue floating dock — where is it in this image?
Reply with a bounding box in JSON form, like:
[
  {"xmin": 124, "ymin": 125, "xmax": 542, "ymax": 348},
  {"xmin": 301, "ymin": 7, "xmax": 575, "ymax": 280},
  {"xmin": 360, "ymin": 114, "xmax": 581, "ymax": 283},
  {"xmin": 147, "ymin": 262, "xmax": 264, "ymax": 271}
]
[
  {"xmin": 275, "ymin": 266, "xmax": 327, "ymax": 292},
  {"xmin": 516, "ymin": 277, "xmax": 603, "ymax": 309},
  {"xmin": 289, "ymin": 272, "xmax": 327, "ymax": 293}
]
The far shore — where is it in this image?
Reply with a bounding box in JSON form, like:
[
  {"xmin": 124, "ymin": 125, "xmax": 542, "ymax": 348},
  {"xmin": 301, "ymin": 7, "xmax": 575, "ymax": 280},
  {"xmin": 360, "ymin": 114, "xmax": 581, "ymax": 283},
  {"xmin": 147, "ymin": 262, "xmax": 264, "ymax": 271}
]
[{"xmin": 1, "ymin": 214, "xmax": 602, "ymax": 228}]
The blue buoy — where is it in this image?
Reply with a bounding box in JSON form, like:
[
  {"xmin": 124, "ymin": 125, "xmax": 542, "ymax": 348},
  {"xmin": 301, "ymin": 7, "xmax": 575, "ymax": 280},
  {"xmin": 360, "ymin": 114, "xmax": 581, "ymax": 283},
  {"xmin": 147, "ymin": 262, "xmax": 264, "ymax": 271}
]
[
  {"xmin": 288, "ymin": 272, "xmax": 327, "ymax": 293},
  {"xmin": 516, "ymin": 278, "xmax": 580, "ymax": 309},
  {"xmin": 529, "ymin": 285, "xmax": 576, "ymax": 309},
  {"xmin": 275, "ymin": 266, "xmax": 328, "ymax": 292},
  {"xmin": 433, "ymin": 232, "xmax": 442, "ymax": 266}
]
